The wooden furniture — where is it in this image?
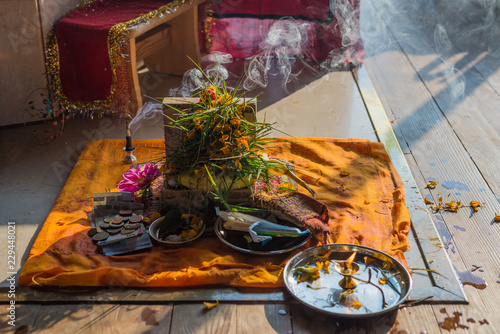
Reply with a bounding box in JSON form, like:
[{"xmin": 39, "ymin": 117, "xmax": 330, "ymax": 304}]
[{"xmin": 123, "ymin": 0, "xmax": 205, "ymax": 116}]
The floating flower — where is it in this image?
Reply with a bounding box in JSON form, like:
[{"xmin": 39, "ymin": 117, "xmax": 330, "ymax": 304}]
[{"xmin": 117, "ymin": 163, "xmax": 161, "ymax": 196}]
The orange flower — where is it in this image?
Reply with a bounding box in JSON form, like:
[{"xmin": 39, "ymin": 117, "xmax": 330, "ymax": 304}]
[
  {"xmin": 200, "ymin": 86, "xmax": 217, "ymax": 103},
  {"xmin": 234, "ymin": 159, "xmax": 242, "ymax": 169},
  {"xmin": 469, "ymin": 201, "xmax": 482, "ymax": 212},
  {"xmin": 220, "ymin": 146, "xmax": 231, "ymax": 155},
  {"xmin": 426, "ymin": 180, "xmax": 437, "ymax": 189},
  {"xmin": 204, "ymin": 300, "xmax": 219, "ymax": 310},
  {"xmin": 230, "ymin": 119, "xmax": 241, "ymax": 126},
  {"xmin": 352, "ymin": 301, "xmax": 363, "ymax": 310},
  {"xmin": 184, "ymin": 129, "xmax": 196, "ymax": 140},
  {"xmin": 236, "ymin": 136, "xmax": 250, "ymax": 150},
  {"xmin": 316, "ymin": 261, "xmax": 324, "ymax": 271},
  {"xmin": 219, "ymin": 134, "xmax": 229, "ymax": 142},
  {"xmin": 424, "ymin": 198, "xmax": 434, "ymax": 205}
]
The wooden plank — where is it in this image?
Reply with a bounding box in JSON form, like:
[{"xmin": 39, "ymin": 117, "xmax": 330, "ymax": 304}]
[
  {"xmin": 31, "ymin": 304, "xmax": 173, "ymax": 333},
  {"xmin": 431, "ymin": 304, "xmax": 497, "ymax": 333},
  {"xmin": 2, "ymin": 286, "xmax": 286, "ymax": 303},
  {"xmin": 406, "ymin": 149, "xmax": 498, "ymax": 334},
  {"xmin": 355, "ymin": 66, "xmax": 466, "ymax": 302},
  {"xmin": 362, "ymin": 0, "xmax": 500, "ymax": 330},
  {"xmin": 0, "ymin": 304, "xmax": 41, "ymax": 333},
  {"xmin": 291, "ymin": 303, "xmax": 399, "ymax": 334},
  {"xmin": 367, "ymin": 0, "xmax": 500, "ymax": 201},
  {"xmin": 394, "ymin": 305, "xmax": 442, "ymax": 334},
  {"xmin": 170, "ymin": 303, "xmax": 291, "ymax": 334}
]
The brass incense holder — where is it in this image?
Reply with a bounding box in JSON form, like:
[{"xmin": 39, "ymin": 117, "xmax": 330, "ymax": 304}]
[
  {"xmin": 124, "ymin": 122, "xmax": 137, "ymax": 164},
  {"xmin": 124, "ymin": 148, "xmax": 137, "ymax": 164}
]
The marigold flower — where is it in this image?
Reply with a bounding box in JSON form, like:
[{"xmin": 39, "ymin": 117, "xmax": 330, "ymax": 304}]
[
  {"xmin": 424, "ymin": 198, "xmax": 434, "ymax": 205},
  {"xmin": 324, "ymin": 260, "xmax": 331, "ymax": 274},
  {"xmin": 317, "ymin": 261, "xmax": 327, "ymax": 270},
  {"xmin": 200, "ymin": 86, "xmax": 217, "ymax": 103},
  {"xmin": 236, "ymin": 136, "xmax": 250, "ymax": 150},
  {"xmin": 467, "ymin": 201, "xmax": 480, "ymax": 212},
  {"xmin": 204, "ymin": 300, "xmax": 219, "ymax": 310},
  {"xmin": 426, "ymin": 180, "xmax": 437, "ymax": 189}
]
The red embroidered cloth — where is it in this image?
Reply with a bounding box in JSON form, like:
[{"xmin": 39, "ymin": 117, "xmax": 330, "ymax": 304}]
[
  {"xmin": 206, "ymin": 0, "xmax": 363, "ymax": 63},
  {"xmin": 56, "ymin": 0, "xmax": 172, "ymax": 102},
  {"xmin": 212, "ymin": 0, "xmax": 332, "ymax": 22}
]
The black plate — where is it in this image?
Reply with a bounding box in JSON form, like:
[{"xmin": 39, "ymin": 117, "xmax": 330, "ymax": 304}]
[{"xmin": 214, "ymin": 216, "xmax": 312, "ymax": 255}]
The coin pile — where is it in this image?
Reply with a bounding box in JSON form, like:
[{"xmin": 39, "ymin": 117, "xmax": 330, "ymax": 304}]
[{"xmin": 88, "ymin": 211, "xmax": 144, "ymax": 242}]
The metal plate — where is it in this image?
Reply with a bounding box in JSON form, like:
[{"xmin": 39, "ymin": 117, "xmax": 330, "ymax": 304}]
[
  {"xmin": 214, "ymin": 217, "xmax": 312, "ymax": 256},
  {"xmin": 283, "ymin": 244, "xmax": 412, "ymax": 318}
]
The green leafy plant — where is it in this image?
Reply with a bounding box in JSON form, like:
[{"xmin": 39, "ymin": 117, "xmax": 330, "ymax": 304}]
[{"xmin": 162, "ymin": 63, "xmax": 290, "ymax": 212}]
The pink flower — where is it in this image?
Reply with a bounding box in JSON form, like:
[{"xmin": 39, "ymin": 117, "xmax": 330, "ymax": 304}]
[{"xmin": 117, "ymin": 163, "xmax": 161, "ymax": 194}]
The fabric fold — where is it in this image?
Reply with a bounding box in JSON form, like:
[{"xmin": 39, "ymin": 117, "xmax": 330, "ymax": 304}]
[{"xmin": 20, "ymin": 138, "xmax": 410, "ymax": 287}]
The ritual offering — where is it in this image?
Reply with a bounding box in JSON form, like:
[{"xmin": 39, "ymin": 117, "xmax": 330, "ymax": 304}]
[
  {"xmin": 283, "ymin": 244, "xmax": 412, "ymax": 318},
  {"xmin": 149, "ymin": 210, "xmax": 205, "ymax": 246},
  {"xmin": 160, "ymin": 66, "xmax": 317, "ymax": 212},
  {"xmin": 90, "ymin": 192, "xmax": 152, "ymax": 256},
  {"xmin": 215, "ymin": 211, "xmax": 311, "ymax": 255}
]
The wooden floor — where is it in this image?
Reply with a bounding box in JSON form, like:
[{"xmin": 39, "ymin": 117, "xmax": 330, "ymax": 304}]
[{"xmin": 2, "ymin": 0, "xmax": 500, "ymax": 332}]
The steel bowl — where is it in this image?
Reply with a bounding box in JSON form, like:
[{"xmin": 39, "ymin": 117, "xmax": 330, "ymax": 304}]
[
  {"xmin": 149, "ymin": 216, "xmax": 205, "ymax": 246},
  {"xmin": 283, "ymin": 243, "xmax": 412, "ymax": 318}
]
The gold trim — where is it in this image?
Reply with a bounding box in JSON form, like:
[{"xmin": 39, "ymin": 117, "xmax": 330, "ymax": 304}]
[{"xmin": 46, "ymin": 0, "xmax": 197, "ymax": 117}]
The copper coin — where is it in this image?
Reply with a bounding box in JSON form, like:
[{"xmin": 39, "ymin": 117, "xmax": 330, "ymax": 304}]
[
  {"xmin": 107, "ymin": 228, "xmax": 123, "ymax": 235},
  {"xmin": 129, "ymin": 215, "xmax": 143, "ymax": 223},
  {"xmin": 92, "ymin": 232, "xmax": 109, "ymax": 241},
  {"xmin": 121, "ymin": 228, "xmax": 135, "ymax": 235},
  {"xmin": 104, "ymin": 217, "xmax": 114, "ymax": 223},
  {"xmin": 124, "ymin": 223, "xmax": 140, "ymax": 230},
  {"xmin": 109, "ymin": 222, "xmax": 124, "ymax": 228},
  {"xmin": 111, "ymin": 217, "xmax": 123, "ymax": 225},
  {"xmin": 119, "ymin": 209, "xmax": 132, "ymax": 216},
  {"xmin": 87, "ymin": 228, "xmax": 98, "ymax": 237},
  {"xmin": 99, "ymin": 223, "xmax": 110, "ymax": 229}
]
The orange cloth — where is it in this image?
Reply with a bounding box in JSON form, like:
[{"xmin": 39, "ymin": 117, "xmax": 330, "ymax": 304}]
[{"xmin": 19, "ymin": 138, "xmax": 411, "ymax": 287}]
